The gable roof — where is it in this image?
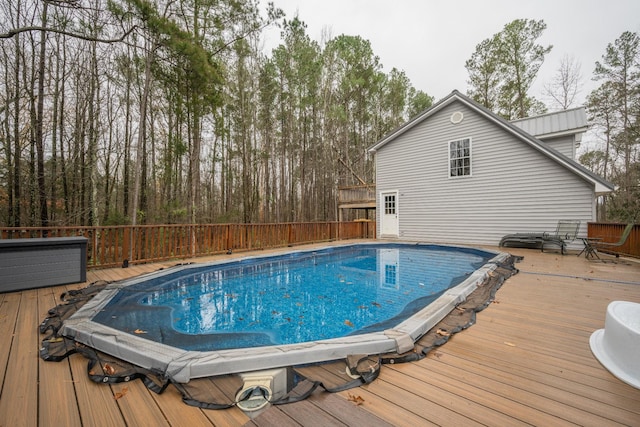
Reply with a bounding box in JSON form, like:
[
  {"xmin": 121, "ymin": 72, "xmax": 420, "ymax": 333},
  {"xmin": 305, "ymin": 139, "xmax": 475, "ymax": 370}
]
[
  {"xmin": 511, "ymin": 107, "xmax": 588, "ymax": 140},
  {"xmin": 368, "ymin": 90, "xmax": 614, "ymax": 194}
]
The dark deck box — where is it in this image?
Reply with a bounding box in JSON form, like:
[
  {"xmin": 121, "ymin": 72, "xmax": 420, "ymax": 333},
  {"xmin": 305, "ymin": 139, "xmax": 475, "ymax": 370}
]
[{"xmin": 0, "ymin": 237, "xmax": 87, "ymax": 293}]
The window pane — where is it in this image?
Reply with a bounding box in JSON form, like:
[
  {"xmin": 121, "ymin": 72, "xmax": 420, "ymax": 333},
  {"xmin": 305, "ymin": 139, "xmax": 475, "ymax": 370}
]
[
  {"xmin": 449, "ymin": 138, "xmax": 471, "ymax": 177},
  {"xmin": 384, "ymin": 195, "xmax": 395, "ymax": 214}
]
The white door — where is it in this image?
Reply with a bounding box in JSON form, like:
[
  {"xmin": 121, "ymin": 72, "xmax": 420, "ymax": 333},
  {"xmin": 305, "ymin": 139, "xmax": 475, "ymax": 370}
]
[{"xmin": 381, "ymin": 191, "xmax": 399, "ymax": 236}]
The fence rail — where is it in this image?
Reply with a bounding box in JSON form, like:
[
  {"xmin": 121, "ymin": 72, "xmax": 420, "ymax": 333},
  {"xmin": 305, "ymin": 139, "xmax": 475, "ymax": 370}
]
[
  {"xmin": 1, "ymin": 221, "xmax": 376, "ymax": 269},
  {"xmin": 588, "ymin": 222, "xmax": 640, "ymax": 258}
]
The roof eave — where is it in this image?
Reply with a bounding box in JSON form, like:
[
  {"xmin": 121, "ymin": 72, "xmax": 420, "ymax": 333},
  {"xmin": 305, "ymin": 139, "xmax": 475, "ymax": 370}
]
[{"xmin": 535, "ymin": 126, "xmax": 589, "ymax": 140}]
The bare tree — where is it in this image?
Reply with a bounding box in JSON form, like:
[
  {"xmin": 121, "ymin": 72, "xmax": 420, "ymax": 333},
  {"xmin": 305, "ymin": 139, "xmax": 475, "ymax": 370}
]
[{"xmin": 543, "ymin": 54, "xmax": 583, "ymax": 110}]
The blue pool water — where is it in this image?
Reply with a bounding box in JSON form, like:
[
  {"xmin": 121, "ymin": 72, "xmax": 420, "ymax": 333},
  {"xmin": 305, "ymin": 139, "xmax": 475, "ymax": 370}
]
[{"xmin": 93, "ymin": 244, "xmax": 492, "ymax": 352}]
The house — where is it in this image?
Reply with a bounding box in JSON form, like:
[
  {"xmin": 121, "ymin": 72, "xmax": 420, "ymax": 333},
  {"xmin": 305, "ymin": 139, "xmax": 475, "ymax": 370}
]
[
  {"xmin": 367, "ymin": 90, "xmax": 614, "ymax": 246},
  {"xmin": 511, "ymin": 107, "xmax": 588, "ymax": 160}
]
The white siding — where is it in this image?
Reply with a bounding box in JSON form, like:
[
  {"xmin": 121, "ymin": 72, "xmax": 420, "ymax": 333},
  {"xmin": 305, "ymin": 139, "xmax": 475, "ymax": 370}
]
[
  {"xmin": 375, "ymin": 101, "xmax": 595, "ymax": 246},
  {"xmin": 541, "ymin": 135, "xmax": 576, "ymax": 160}
]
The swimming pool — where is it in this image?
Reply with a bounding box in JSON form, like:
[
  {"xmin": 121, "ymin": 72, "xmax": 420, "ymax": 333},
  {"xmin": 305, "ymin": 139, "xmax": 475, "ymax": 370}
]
[{"xmin": 62, "ymin": 242, "xmax": 507, "ymax": 383}]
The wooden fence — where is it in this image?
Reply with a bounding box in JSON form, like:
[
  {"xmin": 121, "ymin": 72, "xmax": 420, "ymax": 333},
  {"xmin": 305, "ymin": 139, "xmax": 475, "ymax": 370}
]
[
  {"xmin": 0, "ymin": 221, "xmax": 376, "ymax": 269},
  {"xmin": 588, "ymin": 222, "xmax": 640, "ymax": 258}
]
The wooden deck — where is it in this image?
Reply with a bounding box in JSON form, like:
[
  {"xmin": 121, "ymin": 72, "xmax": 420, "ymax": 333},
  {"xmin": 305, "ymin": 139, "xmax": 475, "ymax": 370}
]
[{"xmin": 1, "ymin": 243, "xmax": 639, "ymax": 426}]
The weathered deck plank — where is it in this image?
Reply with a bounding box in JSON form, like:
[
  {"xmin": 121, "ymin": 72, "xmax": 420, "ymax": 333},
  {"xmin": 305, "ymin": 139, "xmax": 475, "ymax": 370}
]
[
  {"xmin": 446, "ymin": 337, "xmax": 640, "ymax": 423},
  {"xmin": 305, "ymin": 393, "xmax": 395, "ymax": 427},
  {"xmin": 0, "ymin": 290, "xmax": 40, "ymax": 427},
  {"xmin": 110, "ymin": 380, "xmax": 171, "ymax": 426},
  {"xmin": 0, "ymin": 291, "xmax": 20, "ymax": 387},
  {"xmin": 350, "ymin": 372, "xmax": 485, "ymax": 426},
  {"xmin": 379, "ymin": 364, "xmax": 532, "ymax": 426},
  {"xmin": 1, "ymin": 245, "xmax": 639, "ymax": 427},
  {"xmin": 37, "ymin": 286, "xmax": 83, "ymax": 427},
  {"xmin": 68, "ymin": 354, "xmax": 128, "ymax": 427}
]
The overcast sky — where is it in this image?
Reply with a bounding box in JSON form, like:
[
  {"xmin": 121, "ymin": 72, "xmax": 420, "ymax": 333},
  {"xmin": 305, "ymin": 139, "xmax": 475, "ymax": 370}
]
[{"xmin": 261, "ymin": 0, "xmax": 640, "ymax": 108}]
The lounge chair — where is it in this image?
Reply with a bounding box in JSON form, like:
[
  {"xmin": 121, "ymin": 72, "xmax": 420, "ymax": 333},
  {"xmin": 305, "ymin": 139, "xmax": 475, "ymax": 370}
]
[
  {"xmin": 499, "ymin": 220, "xmax": 581, "ymax": 255},
  {"xmin": 582, "ymin": 223, "xmax": 635, "ymax": 260}
]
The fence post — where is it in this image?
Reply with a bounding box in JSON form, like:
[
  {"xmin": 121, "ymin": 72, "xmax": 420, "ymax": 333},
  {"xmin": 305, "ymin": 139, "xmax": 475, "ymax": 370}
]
[
  {"xmin": 124, "ymin": 226, "xmax": 131, "ymax": 265},
  {"xmin": 191, "ymin": 224, "xmax": 196, "ymax": 257}
]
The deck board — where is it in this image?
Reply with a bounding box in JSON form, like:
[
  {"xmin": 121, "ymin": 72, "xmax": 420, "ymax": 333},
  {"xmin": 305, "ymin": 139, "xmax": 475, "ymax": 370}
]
[
  {"xmin": 68, "ymin": 354, "xmax": 128, "ymax": 427},
  {"xmin": 37, "ymin": 286, "xmax": 83, "ymax": 427},
  {"xmin": 432, "ymin": 349, "xmax": 626, "ymax": 426},
  {"xmin": 0, "ymin": 292, "xmax": 20, "ymax": 385},
  {"xmin": 0, "ymin": 290, "xmax": 40, "ymax": 426},
  {"xmin": 373, "ymin": 365, "xmax": 530, "ymax": 426},
  {"xmin": 390, "ymin": 362, "xmax": 564, "ymax": 426},
  {"xmin": 1, "ymin": 244, "xmax": 640, "ymax": 426},
  {"xmin": 305, "ymin": 393, "xmax": 394, "ymax": 427},
  {"xmin": 445, "ymin": 339, "xmax": 640, "ymax": 421},
  {"xmin": 111, "ymin": 380, "xmax": 171, "ymax": 426}
]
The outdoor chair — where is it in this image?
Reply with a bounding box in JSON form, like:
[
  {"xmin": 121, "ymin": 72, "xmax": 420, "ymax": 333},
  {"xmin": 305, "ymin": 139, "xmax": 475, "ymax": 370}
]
[
  {"xmin": 581, "ymin": 223, "xmax": 635, "ymax": 260},
  {"xmin": 499, "ymin": 220, "xmax": 581, "ymax": 255}
]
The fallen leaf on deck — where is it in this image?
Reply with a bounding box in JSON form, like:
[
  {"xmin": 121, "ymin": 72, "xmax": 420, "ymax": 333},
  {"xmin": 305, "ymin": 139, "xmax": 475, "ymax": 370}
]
[
  {"xmin": 347, "ymin": 393, "xmax": 365, "ymax": 405},
  {"xmin": 114, "ymin": 386, "xmax": 129, "ymax": 400},
  {"xmin": 103, "ymin": 363, "xmax": 116, "ymax": 375},
  {"xmin": 133, "ymin": 329, "xmax": 147, "ymax": 334},
  {"xmin": 344, "ymin": 320, "xmax": 354, "ymax": 327},
  {"xmin": 504, "ymin": 341, "xmax": 516, "ymax": 347},
  {"xmin": 436, "ymin": 328, "xmax": 450, "ymax": 337},
  {"xmin": 47, "ymin": 337, "xmax": 64, "ymax": 343}
]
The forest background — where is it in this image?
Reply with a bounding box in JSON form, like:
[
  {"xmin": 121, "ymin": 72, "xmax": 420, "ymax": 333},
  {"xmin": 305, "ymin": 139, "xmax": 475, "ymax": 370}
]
[{"xmin": 0, "ymin": 0, "xmax": 638, "ymax": 228}]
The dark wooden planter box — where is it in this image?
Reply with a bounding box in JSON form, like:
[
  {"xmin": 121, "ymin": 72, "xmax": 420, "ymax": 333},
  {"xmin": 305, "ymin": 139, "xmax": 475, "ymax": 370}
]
[{"xmin": 0, "ymin": 237, "xmax": 87, "ymax": 293}]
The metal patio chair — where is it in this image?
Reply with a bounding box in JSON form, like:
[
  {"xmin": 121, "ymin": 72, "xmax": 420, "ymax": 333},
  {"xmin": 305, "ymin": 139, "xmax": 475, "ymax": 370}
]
[
  {"xmin": 499, "ymin": 220, "xmax": 581, "ymax": 255},
  {"xmin": 581, "ymin": 223, "xmax": 635, "ymax": 260}
]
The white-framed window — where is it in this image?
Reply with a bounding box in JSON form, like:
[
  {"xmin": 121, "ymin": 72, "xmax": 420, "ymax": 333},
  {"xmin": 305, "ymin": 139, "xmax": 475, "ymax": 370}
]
[{"xmin": 449, "ymin": 137, "xmax": 472, "ymax": 178}]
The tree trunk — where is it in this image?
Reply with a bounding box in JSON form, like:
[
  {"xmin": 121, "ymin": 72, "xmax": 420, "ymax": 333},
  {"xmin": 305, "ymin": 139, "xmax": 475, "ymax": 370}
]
[
  {"xmin": 131, "ymin": 43, "xmax": 154, "ymax": 228},
  {"xmin": 11, "ymin": 22, "xmax": 21, "ymax": 227},
  {"xmin": 35, "ymin": 2, "xmax": 49, "ymax": 228}
]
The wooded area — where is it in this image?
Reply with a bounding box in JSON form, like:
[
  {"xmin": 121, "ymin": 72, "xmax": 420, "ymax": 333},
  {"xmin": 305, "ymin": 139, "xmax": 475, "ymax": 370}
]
[
  {"xmin": 0, "ymin": 2, "xmax": 637, "ymax": 228},
  {"xmin": 0, "ymin": 0, "xmax": 432, "ymax": 228}
]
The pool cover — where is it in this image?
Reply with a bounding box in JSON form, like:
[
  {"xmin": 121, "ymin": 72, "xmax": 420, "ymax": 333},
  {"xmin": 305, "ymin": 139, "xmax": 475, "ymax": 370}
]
[{"xmin": 39, "ymin": 254, "xmax": 519, "ymax": 410}]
